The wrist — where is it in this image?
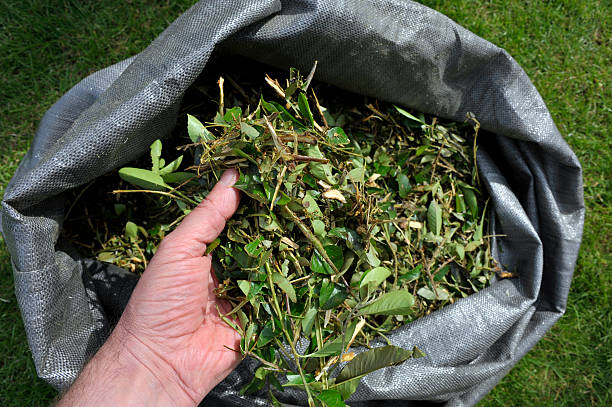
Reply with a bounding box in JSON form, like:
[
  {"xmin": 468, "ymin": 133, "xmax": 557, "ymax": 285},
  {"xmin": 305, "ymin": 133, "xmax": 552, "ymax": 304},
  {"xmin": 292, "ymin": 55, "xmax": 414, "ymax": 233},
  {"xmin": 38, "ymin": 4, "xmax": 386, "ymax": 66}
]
[
  {"xmin": 58, "ymin": 323, "xmax": 198, "ymax": 407},
  {"xmin": 104, "ymin": 322, "xmax": 199, "ymax": 406}
]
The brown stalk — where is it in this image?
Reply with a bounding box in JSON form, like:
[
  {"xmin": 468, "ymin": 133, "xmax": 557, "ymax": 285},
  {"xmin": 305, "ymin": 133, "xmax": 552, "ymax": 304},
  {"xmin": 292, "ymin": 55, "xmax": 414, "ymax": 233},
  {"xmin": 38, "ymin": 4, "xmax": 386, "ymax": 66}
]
[
  {"xmin": 311, "ymin": 89, "xmax": 329, "ymax": 128},
  {"xmin": 278, "ymin": 134, "xmax": 318, "ymax": 145},
  {"xmin": 290, "ymin": 154, "xmax": 329, "ymax": 163}
]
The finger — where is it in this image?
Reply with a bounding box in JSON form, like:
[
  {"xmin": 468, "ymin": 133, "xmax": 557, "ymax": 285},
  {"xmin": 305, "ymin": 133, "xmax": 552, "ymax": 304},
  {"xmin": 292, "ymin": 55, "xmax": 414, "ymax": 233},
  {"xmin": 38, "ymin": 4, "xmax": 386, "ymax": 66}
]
[{"xmin": 164, "ymin": 169, "xmax": 240, "ymax": 258}]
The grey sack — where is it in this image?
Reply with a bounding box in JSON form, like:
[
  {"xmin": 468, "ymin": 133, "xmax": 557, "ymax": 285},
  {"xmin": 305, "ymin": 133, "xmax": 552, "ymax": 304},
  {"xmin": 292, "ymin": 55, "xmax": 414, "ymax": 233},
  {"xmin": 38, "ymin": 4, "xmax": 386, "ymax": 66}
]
[{"xmin": 2, "ymin": 0, "xmax": 584, "ymax": 405}]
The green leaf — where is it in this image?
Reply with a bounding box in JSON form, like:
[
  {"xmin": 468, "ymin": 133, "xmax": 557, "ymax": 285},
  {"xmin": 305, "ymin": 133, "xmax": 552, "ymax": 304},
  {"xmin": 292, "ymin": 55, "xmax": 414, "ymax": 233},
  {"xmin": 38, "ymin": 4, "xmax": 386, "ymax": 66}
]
[
  {"xmin": 97, "ymin": 252, "xmax": 116, "ymax": 263},
  {"xmin": 316, "ymin": 389, "xmax": 347, "ymax": 407},
  {"xmin": 412, "ymin": 346, "xmax": 426, "ymax": 358},
  {"xmin": 257, "ymin": 321, "xmax": 277, "ymax": 347},
  {"xmin": 245, "ymin": 236, "xmax": 264, "ymax": 257},
  {"xmin": 286, "ymin": 373, "xmax": 315, "ymax": 385},
  {"xmin": 311, "ymin": 251, "xmax": 334, "ymax": 275},
  {"xmin": 159, "ymin": 155, "xmax": 183, "ymax": 175},
  {"xmin": 434, "ymin": 265, "xmax": 450, "ymax": 282},
  {"xmin": 359, "ymin": 267, "xmax": 391, "ymax": 298},
  {"xmin": 319, "ymin": 280, "xmax": 348, "ymax": 310},
  {"xmin": 272, "ymin": 272, "xmax": 297, "ymax": 302},
  {"xmin": 465, "ymin": 240, "xmax": 482, "ymax": 252},
  {"xmin": 365, "ymin": 244, "xmax": 381, "ymax": 267},
  {"xmin": 213, "ymin": 112, "xmax": 227, "ymax": 126},
  {"xmin": 455, "ymin": 191, "xmax": 466, "ymax": 214},
  {"xmin": 161, "ymin": 171, "xmax": 194, "ymax": 185},
  {"xmin": 269, "ymin": 102, "xmax": 308, "ymax": 130},
  {"xmin": 238, "ymin": 280, "xmax": 250, "ymax": 296},
  {"xmin": 417, "ymin": 286, "xmax": 449, "ymax": 301},
  {"xmin": 307, "ymin": 320, "xmax": 358, "ymax": 357},
  {"xmin": 125, "ymin": 221, "xmax": 138, "ymax": 242},
  {"xmin": 303, "ymin": 191, "xmax": 323, "ymax": 217},
  {"xmin": 205, "ymin": 237, "xmax": 220, "ymax": 255},
  {"xmin": 187, "ymin": 114, "xmax": 214, "ymax": 142},
  {"xmin": 453, "ymin": 243, "xmax": 465, "ymax": 260},
  {"xmin": 114, "ymin": 203, "xmax": 126, "ymax": 216},
  {"xmin": 260, "ymin": 95, "xmax": 279, "ymax": 113},
  {"xmin": 231, "ymin": 147, "xmax": 258, "ymax": 165},
  {"xmin": 336, "ymin": 345, "xmax": 414, "ymax": 383},
  {"xmin": 239, "ymin": 367, "xmax": 266, "ymax": 395},
  {"xmin": 224, "ymin": 107, "xmax": 242, "ymax": 123},
  {"xmin": 247, "ymin": 282, "xmax": 264, "ymax": 301},
  {"xmin": 427, "ymin": 201, "xmax": 442, "ymax": 236},
  {"xmin": 335, "ymin": 377, "xmax": 360, "ymax": 401},
  {"xmin": 327, "ymin": 127, "xmax": 349, "ymax": 145},
  {"xmin": 329, "ymin": 227, "xmax": 362, "ymax": 250},
  {"xmin": 298, "ymin": 92, "xmax": 315, "ymax": 127},
  {"xmin": 285, "ymin": 80, "xmax": 298, "ymax": 98},
  {"xmin": 347, "ymin": 167, "xmax": 365, "ymax": 184},
  {"xmin": 275, "ymin": 191, "xmax": 291, "ymax": 206},
  {"xmin": 397, "ymin": 173, "xmax": 411, "ymax": 198},
  {"xmin": 312, "ymin": 219, "xmax": 326, "ymax": 236},
  {"xmin": 150, "ymin": 139, "xmax": 162, "ymax": 172},
  {"xmin": 398, "ymin": 264, "xmax": 422, "ymax": 283},
  {"xmin": 234, "ymin": 172, "xmax": 267, "ymax": 203},
  {"xmin": 324, "ymin": 245, "xmax": 344, "ymax": 270},
  {"xmin": 268, "ymin": 374, "xmax": 283, "ymax": 392},
  {"xmin": 417, "ymin": 286, "xmax": 435, "ymax": 300},
  {"xmin": 263, "ymin": 181, "xmax": 273, "ymax": 201},
  {"xmin": 359, "ymin": 290, "xmax": 414, "ymax": 315},
  {"xmin": 268, "ymin": 390, "xmax": 283, "ymax": 407},
  {"xmin": 394, "ymin": 105, "xmax": 424, "ymax": 124},
  {"xmin": 307, "ymin": 145, "xmax": 336, "ymax": 184},
  {"xmin": 328, "ymin": 227, "xmax": 349, "ymax": 239},
  {"xmin": 240, "ymin": 121, "xmax": 260, "ymax": 140},
  {"xmin": 119, "ymin": 167, "xmax": 168, "ymax": 191},
  {"xmin": 302, "ymin": 307, "xmax": 318, "ymax": 336},
  {"xmin": 461, "ymin": 185, "xmax": 479, "ymax": 219},
  {"xmin": 474, "ymin": 202, "xmax": 487, "ymax": 241},
  {"xmin": 303, "ymin": 173, "xmax": 317, "ymax": 188}
]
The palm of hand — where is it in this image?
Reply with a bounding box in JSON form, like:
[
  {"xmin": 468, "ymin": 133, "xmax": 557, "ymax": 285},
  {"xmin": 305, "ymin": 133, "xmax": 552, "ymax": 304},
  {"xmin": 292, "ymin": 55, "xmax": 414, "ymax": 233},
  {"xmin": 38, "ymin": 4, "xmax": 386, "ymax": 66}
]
[{"xmin": 117, "ymin": 172, "xmax": 242, "ymax": 402}]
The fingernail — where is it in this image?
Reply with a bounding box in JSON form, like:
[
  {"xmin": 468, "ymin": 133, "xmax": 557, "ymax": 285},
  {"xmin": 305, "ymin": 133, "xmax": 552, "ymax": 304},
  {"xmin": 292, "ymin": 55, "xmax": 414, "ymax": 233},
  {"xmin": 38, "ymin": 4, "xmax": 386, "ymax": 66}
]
[{"xmin": 219, "ymin": 169, "xmax": 238, "ymax": 186}]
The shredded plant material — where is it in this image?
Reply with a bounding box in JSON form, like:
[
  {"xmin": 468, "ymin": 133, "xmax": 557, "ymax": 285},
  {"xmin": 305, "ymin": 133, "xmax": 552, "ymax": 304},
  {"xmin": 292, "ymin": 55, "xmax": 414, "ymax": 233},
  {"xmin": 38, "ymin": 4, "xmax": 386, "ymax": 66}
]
[{"xmin": 76, "ymin": 65, "xmax": 496, "ymax": 406}]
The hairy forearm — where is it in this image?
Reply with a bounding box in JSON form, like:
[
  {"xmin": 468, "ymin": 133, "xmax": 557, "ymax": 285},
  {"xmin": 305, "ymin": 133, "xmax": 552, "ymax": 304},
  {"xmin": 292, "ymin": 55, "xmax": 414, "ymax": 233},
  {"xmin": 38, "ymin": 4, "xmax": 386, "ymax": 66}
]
[{"xmin": 57, "ymin": 324, "xmax": 196, "ymax": 407}]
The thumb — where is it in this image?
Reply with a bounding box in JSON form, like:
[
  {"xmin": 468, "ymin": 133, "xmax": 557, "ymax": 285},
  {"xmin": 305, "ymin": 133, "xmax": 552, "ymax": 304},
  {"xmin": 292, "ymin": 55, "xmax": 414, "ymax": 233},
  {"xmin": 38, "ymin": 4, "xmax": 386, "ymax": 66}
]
[{"xmin": 162, "ymin": 169, "xmax": 241, "ymax": 258}]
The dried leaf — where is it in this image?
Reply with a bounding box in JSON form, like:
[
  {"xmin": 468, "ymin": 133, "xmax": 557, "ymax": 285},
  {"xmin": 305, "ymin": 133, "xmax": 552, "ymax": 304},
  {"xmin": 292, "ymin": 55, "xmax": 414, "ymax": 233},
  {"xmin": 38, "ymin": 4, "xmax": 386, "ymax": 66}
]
[{"xmin": 322, "ymin": 189, "xmax": 346, "ymax": 203}]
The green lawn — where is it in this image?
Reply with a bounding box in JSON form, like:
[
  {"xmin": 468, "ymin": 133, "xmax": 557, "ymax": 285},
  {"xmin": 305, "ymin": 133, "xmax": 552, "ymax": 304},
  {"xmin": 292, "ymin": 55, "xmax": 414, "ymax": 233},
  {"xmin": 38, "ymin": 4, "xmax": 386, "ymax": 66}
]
[{"xmin": 1, "ymin": 1, "xmax": 609, "ymax": 405}]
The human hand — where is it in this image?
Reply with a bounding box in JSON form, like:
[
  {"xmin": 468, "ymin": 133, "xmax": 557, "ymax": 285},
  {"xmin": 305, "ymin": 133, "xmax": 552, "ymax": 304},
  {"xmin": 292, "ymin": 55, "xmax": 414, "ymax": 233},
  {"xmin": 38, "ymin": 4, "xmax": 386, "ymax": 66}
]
[{"xmin": 59, "ymin": 169, "xmax": 242, "ymax": 407}]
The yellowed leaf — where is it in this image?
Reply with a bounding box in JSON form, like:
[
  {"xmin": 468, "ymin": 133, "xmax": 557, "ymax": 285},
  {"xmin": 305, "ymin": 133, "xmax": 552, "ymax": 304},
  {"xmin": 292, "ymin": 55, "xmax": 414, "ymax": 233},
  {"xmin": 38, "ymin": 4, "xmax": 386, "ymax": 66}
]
[
  {"xmin": 366, "ymin": 173, "xmax": 382, "ymax": 187},
  {"xmin": 341, "ymin": 352, "xmax": 356, "ymax": 362}
]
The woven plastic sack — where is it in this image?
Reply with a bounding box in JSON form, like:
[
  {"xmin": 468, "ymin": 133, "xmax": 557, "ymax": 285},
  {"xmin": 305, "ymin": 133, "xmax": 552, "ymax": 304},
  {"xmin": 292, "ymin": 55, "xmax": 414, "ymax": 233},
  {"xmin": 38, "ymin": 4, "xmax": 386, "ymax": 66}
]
[{"xmin": 2, "ymin": 1, "xmax": 584, "ymax": 405}]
